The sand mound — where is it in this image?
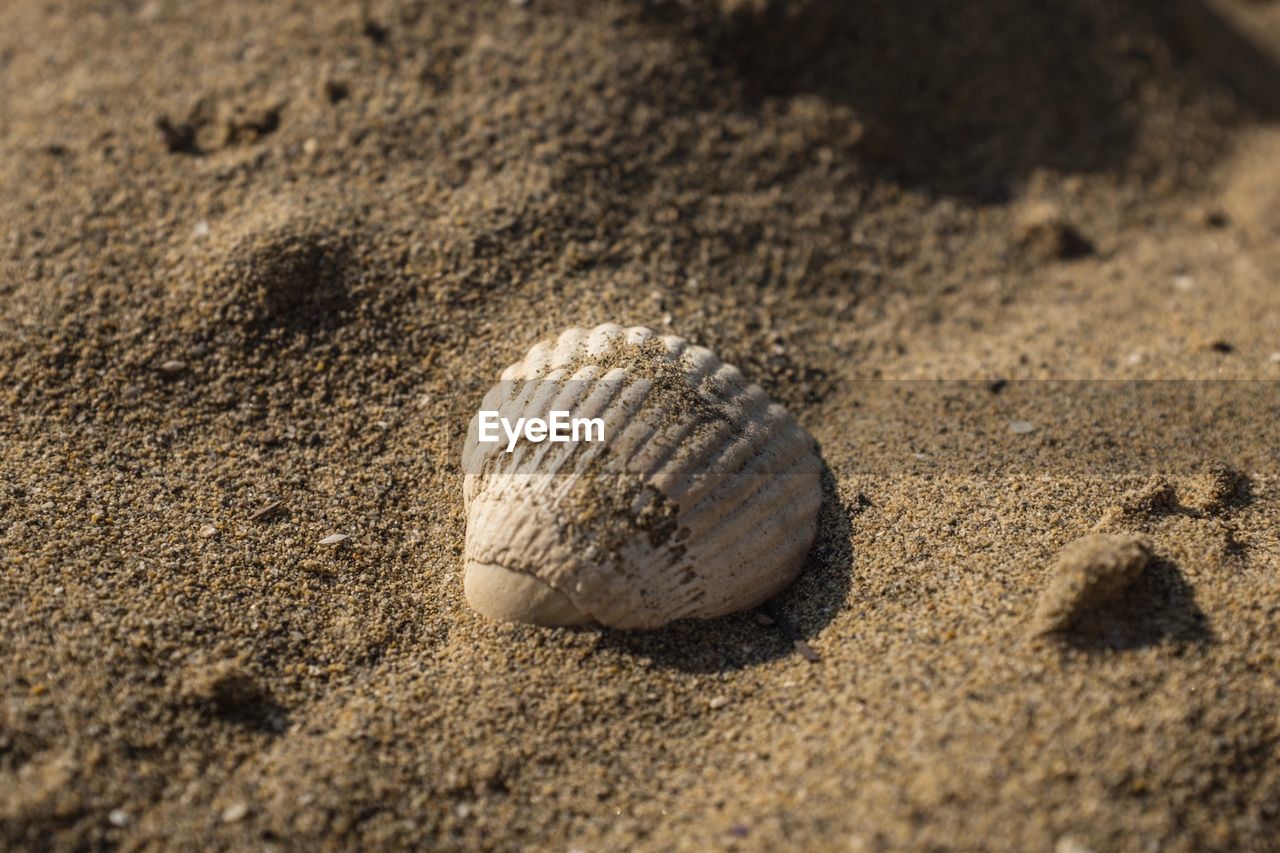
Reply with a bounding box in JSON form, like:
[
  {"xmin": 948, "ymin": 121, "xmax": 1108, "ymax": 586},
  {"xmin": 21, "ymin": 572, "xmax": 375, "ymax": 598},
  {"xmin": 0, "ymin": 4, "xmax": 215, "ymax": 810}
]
[
  {"xmin": 197, "ymin": 203, "xmax": 359, "ymax": 333},
  {"xmin": 1032, "ymin": 533, "xmax": 1154, "ymax": 636}
]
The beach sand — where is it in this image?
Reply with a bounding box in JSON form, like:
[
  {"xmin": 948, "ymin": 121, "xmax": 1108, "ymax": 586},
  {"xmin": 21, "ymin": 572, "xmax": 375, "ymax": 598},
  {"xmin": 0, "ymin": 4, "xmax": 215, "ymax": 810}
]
[{"xmin": 2, "ymin": 1, "xmax": 1280, "ymax": 848}]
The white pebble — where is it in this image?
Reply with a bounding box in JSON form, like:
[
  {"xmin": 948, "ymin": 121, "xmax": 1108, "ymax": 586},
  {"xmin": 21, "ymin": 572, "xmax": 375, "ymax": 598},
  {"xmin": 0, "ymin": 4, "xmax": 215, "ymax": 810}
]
[
  {"xmin": 108, "ymin": 809, "xmax": 130, "ymax": 827},
  {"xmin": 318, "ymin": 533, "xmax": 349, "ymax": 545},
  {"xmin": 221, "ymin": 802, "xmax": 249, "ymax": 823},
  {"xmin": 708, "ymin": 695, "xmax": 730, "ymax": 710},
  {"xmin": 1055, "ymin": 836, "xmax": 1094, "ymax": 853},
  {"xmin": 1009, "ymin": 420, "xmax": 1036, "ymax": 435}
]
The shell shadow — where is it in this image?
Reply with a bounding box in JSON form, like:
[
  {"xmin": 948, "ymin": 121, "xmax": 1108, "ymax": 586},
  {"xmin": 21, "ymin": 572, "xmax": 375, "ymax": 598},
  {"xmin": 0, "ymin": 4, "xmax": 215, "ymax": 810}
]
[
  {"xmin": 1056, "ymin": 558, "xmax": 1214, "ymax": 652},
  {"xmin": 592, "ymin": 459, "xmax": 855, "ymax": 673}
]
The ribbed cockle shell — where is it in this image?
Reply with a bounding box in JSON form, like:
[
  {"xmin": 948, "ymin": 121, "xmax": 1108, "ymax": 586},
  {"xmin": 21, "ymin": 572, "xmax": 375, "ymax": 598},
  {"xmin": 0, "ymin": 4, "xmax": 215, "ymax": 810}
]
[{"xmin": 461, "ymin": 324, "xmax": 822, "ymax": 629}]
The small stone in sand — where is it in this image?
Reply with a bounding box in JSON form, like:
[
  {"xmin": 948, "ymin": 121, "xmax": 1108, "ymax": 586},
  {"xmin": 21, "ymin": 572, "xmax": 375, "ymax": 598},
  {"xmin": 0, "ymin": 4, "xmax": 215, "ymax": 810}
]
[
  {"xmin": 158, "ymin": 360, "xmax": 188, "ymax": 376},
  {"xmin": 318, "ymin": 533, "xmax": 349, "ymax": 545},
  {"xmin": 1269, "ymin": 352, "xmax": 1280, "ymax": 364},
  {"xmin": 221, "ymin": 802, "xmax": 249, "ymax": 823},
  {"xmin": 1055, "ymin": 836, "xmax": 1094, "ymax": 853},
  {"xmin": 197, "ymin": 524, "xmax": 218, "ymax": 538},
  {"xmin": 1032, "ymin": 533, "xmax": 1152, "ymax": 635},
  {"xmin": 108, "ymin": 809, "xmax": 130, "ymax": 827},
  {"xmin": 793, "ymin": 640, "xmax": 822, "ymax": 663},
  {"xmin": 708, "ymin": 695, "xmax": 730, "ymax": 711},
  {"xmin": 1009, "ymin": 420, "xmax": 1036, "ymax": 434}
]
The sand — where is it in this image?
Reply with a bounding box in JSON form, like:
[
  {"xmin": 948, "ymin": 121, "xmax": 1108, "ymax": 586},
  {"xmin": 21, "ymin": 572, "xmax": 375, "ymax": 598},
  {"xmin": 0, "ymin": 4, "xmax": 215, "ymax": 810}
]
[{"xmin": 2, "ymin": 0, "xmax": 1280, "ymax": 849}]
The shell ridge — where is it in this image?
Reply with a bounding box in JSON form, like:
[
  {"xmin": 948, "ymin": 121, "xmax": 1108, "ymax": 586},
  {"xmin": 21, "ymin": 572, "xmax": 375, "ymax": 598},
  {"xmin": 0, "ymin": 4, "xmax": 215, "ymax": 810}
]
[
  {"xmin": 675, "ymin": 392, "xmax": 784, "ymax": 508},
  {"xmin": 686, "ymin": 470, "xmax": 822, "ymax": 581},
  {"xmin": 680, "ymin": 430, "xmax": 819, "ymax": 538}
]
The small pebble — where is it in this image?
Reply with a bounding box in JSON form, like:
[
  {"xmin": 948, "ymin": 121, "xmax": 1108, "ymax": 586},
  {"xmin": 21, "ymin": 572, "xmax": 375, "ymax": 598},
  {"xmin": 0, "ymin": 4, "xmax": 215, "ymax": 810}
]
[
  {"xmin": 192, "ymin": 220, "xmax": 210, "ymax": 239},
  {"xmin": 159, "ymin": 360, "xmax": 188, "ymax": 376},
  {"xmin": 1270, "ymin": 352, "xmax": 1280, "ymax": 364},
  {"xmin": 221, "ymin": 802, "xmax": 249, "ymax": 823},
  {"xmin": 318, "ymin": 533, "xmax": 349, "ymax": 545},
  {"xmin": 108, "ymin": 809, "xmax": 130, "ymax": 827},
  {"xmin": 793, "ymin": 640, "xmax": 822, "ymax": 663},
  {"xmin": 1173, "ymin": 275, "xmax": 1195, "ymax": 292},
  {"xmin": 1009, "ymin": 420, "xmax": 1036, "ymax": 435},
  {"xmin": 1055, "ymin": 837, "xmax": 1094, "ymax": 853},
  {"xmin": 708, "ymin": 695, "xmax": 730, "ymax": 711},
  {"xmin": 136, "ymin": 1, "xmax": 161, "ymax": 22},
  {"xmin": 198, "ymin": 524, "xmax": 218, "ymax": 538}
]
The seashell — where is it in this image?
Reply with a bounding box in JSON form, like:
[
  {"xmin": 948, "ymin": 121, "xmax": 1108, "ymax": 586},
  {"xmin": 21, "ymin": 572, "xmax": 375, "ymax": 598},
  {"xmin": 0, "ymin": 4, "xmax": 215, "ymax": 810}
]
[{"xmin": 461, "ymin": 324, "xmax": 823, "ymax": 629}]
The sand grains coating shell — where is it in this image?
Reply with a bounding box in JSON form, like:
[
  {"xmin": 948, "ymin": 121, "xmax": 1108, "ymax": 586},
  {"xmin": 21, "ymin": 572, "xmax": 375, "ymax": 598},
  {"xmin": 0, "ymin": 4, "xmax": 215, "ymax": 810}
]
[{"xmin": 461, "ymin": 324, "xmax": 824, "ymax": 630}]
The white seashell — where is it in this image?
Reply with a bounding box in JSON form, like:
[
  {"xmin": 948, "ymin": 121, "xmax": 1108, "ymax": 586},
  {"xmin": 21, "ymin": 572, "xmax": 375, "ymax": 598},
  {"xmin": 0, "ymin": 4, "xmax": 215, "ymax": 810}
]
[{"xmin": 461, "ymin": 324, "xmax": 823, "ymax": 629}]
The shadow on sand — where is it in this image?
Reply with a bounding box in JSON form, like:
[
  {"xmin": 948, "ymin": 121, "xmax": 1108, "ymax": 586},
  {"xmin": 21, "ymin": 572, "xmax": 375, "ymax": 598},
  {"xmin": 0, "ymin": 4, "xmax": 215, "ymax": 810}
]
[
  {"xmin": 1059, "ymin": 557, "xmax": 1215, "ymax": 652},
  {"xmin": 667, "ymin": 0, "xmax": 1280, "ymax": 201}
]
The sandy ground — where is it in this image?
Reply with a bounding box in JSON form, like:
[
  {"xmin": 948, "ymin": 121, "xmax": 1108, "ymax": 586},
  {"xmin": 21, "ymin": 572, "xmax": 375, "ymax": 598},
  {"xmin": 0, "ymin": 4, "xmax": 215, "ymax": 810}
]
[{"xmin": 3, "ymin": 0, "xmax": 1280, "ymax": 849}]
